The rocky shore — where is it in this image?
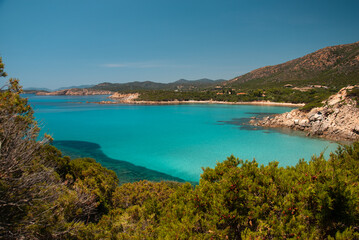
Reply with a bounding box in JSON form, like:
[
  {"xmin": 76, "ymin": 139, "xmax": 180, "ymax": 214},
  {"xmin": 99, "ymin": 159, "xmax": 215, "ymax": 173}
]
[
  {"xmin": 36, "ymin": 88, "xmax": 113, "ymax": 96},
  {"xmin": 251, "ymin": 86, "xmax": 359, "ymax": 141}
]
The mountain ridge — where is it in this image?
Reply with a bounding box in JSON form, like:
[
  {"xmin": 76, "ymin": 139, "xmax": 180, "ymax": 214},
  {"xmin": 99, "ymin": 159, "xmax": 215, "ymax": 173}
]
[
  {"xmin": 226, "ymin": 41, "xmax": 359, "ymax": 88},
  {"xmin": 91, "ymin": 78, "xmax": 226, "ymax": 91}
]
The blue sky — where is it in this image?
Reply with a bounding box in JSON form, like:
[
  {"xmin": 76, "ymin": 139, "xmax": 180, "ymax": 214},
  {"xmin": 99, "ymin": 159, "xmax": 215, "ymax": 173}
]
[{"xmin": 0, "ymin": 0, "xmax": 358, "ymax": 89}]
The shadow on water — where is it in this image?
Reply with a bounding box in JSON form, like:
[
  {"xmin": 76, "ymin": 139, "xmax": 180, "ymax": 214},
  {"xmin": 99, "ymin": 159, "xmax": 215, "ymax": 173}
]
[
  {"xmin": 218, "ymin": 118, "xmax": 260, "ymax": 130},
  {"xmin": 217, "ymin": 112, "xmax": 277, "ymax": 131},
  {"xmin": 218, "ymin": 113, "xmax": 341, "ymax": 144},
  {"xmin": 218, "ymin": 114, "xmax": 313, "ymax": 136},
  {"xmin": 52, "ymin": 140, "xmax": 196, "ymax": 185}
]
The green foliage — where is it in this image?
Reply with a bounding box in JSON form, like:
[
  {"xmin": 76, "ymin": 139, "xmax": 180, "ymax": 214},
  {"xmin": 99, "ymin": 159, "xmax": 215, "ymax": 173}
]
[
  {"xmin": 0, "ymin": 59, "xmax": 120, "ymax": 239},
  {"xmin": 300, "ymin": 100, "xmax": 324, "ymax": 112},
  {"xmin": 0, "ymin": 57, "xmax": 7, "ymax": 78},
  {"xmin": 74, "ymin": 181, "xmax": 183, "ymax": 239},
  {"xmin": 112, "ymin": 180, "xmax": 178, "ymax": 209},
  {"xmin": 67, "ymin": 158, "xmax": 118, "ymax": 218},
  {"xmin": 0, "ymin": 70, "xmax": 55, "ymax": 238},
  {"xmin": 133, "ymin": 87, "xmax": 335, "ymax": 107},
  {"xmin": 73, "ymin": 147, "xmax": 359, "ymax": 239},
  {"xmin": 347, "ymin": 87, "xmax": 359, "ymax": 107}
]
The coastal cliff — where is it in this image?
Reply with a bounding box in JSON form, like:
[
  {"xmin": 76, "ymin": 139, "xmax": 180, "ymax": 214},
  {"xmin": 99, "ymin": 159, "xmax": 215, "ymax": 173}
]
[
  {"xmin": 251, "ymin": 86, "xmax": 359, "ymax": 141},
  {"xmin": 36, "ymin": 88, "xmax": 113, "ymax": 96},
  {"xmin": 108, "ymin": 92, "xmax": 140, "ymax": 102}
]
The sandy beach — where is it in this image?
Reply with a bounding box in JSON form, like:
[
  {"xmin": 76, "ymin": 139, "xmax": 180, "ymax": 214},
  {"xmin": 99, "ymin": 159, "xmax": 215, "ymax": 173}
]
[{"xmin": 95, "ymin": 99, "xmax": 305, "ymax": 107}]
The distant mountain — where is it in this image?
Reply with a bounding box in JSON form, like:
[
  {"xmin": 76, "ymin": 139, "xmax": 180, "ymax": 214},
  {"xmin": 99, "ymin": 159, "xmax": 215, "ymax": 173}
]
[
  {"xmin": 24, "ymin": 87, "xmax": 52, "ymax": 92},
  {"xmin": 226, "ymin": 41, "xmax": 359, "ymax": 88},
  {"xmin": 24, "ymin": 85, "xmax": 95, "ymax": 92},
  {"xmin": 91, "ymin": 79, "xmax": 226, "ymax": 91},
  {"xmin": 171, "ymin": 78, "xmax": 225, "ymax": 86},
  {"xmin": 92, "ymin": 81, "xmax": 168, "ymax": 91},
  {"xmin": 55, "ymin": 84, "xmax": 95, "ymax": 91}
]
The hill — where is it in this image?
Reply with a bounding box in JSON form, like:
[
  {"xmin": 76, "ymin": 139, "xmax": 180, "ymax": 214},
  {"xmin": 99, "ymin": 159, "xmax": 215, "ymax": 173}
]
[
  {"xmin": 226, "ymin": 41, "xmax": 359, "ymax": 88},
  {"xmin": 23, "ymin": 87, "xmax": 51, "ymax": 94},
  {"xmin": 55, "ymin": 84, "xmax": 95, "ymax": 91},
  {"xmin": 91, "ymin": 78, "xmax": 225, "ymax": 91}
]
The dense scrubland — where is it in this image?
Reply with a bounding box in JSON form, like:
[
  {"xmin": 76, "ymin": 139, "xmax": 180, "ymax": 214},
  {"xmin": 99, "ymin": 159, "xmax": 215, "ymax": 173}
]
[
  {"xmin": 135, "ymin": 87, "xmax": 335, "ymax": 109},
  {"xmin": 1, "ymin": 58, "xmax": 359, "ymax": 239}
]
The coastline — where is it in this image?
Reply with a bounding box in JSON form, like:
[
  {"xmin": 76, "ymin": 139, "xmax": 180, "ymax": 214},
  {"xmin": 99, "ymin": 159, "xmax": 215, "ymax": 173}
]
[
  {"xmin": 94, "ymin": 99, "xmax": 305, "ymax": 107},
  {"xmin": 251, "ymin": 86, "xmax": 359, "ymax": 142}
]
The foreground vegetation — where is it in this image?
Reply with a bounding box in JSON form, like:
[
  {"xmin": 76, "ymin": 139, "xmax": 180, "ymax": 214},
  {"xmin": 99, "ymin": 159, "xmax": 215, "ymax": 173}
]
[{"xmin": 1, "ymin": 58, "xmax": 359, "ymax": 239}]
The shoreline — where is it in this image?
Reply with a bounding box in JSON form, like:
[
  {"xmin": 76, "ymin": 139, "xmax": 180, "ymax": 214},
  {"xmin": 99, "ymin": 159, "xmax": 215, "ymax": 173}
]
[
  {"xmin": 251, "ymin": 86, "xmax": 359, "ymax": 142},
  {"xmin": 94, "ymin": 100, "xmax": 305, "ymax": 107}
]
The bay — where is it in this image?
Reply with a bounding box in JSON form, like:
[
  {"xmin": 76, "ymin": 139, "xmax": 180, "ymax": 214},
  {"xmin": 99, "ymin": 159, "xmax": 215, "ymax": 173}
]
[{"xmin": 26, "ymin": 94, "xmax": 339, "ymax": 182}]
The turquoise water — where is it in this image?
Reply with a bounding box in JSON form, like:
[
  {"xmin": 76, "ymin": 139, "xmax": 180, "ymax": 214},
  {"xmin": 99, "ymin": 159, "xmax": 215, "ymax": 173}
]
[{"xmin": 26, "ymin": 94, "xmax": 338, "ymax": 182}]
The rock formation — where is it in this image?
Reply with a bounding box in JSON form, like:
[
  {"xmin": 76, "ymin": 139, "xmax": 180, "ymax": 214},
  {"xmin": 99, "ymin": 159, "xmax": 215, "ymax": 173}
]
[
  {"xmin": 108, "ymin": 92, "xmax": 140, "ymax": 102},
  {"xmin": 251, "ymin": 86, "xmax": 359, "ymax": 141}
]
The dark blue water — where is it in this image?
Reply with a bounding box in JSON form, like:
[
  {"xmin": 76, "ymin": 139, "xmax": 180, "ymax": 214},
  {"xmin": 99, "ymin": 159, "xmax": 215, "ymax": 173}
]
[{"xmin": 26, "ymin": 94, "xmax": 338, "ymax": 182}]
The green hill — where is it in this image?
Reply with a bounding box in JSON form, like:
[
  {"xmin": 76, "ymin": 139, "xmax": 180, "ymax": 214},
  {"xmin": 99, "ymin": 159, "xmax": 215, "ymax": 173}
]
[
  {"xmin": 226, "ymin": 41, "xmax": 359, "ymax": 89},
  {"xmin": 91, "ymin": 78, "xmax": 226, "ymax": 91}
]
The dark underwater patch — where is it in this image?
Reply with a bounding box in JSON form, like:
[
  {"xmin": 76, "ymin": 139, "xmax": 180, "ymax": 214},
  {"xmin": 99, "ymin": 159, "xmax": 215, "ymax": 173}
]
[
  {"xmin": 52, "ymin": 140, "xmax": 194, "ymax": 185},
  {"xmin": 217, "ymin": 112, "xmax": 275, "ymax": 131}
]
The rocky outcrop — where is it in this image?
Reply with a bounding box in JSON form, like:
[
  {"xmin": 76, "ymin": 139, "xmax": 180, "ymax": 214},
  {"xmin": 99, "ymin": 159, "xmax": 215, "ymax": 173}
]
[
  {"xmin": 251, "ymin": 86, "xmax": 359, "ymax": 141},
  {"xmin": 108, "ymin": 92, "xmax": 140, "ymax": 102},
  {"xmin": 36, "ymin": 88, "xmax": 113, "ymax": 96}
]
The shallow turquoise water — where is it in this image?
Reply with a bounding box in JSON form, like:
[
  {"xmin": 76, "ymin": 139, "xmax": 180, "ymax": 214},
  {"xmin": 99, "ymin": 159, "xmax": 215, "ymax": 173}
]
[{"xmin": 26, "ymin": 94, "xmax": 339, "ymax": 182}]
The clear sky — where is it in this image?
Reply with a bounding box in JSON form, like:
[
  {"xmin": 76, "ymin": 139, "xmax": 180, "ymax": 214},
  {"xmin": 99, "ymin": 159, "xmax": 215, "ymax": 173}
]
[{"xmin": 0, "ymin": 0, "xmax": 358, "ymax": 89}]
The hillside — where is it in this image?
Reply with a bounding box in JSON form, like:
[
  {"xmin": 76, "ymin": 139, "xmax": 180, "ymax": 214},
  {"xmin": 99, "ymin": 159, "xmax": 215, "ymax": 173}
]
[
  {"xmin": 91, "ymin": 78, "xmax": 225, "ymax": 91},
  {"xmin": 226, "ymin": 41, "xmax": 359, "ymax": 88}
]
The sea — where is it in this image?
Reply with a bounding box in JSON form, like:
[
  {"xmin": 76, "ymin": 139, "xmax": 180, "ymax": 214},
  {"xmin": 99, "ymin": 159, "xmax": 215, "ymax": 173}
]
[{"xmin": 25, "ymin": 94, "xmax": 339, "ymax": 184}]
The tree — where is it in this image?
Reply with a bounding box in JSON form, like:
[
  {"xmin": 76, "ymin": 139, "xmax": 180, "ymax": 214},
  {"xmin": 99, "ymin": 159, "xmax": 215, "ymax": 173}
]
[
  {"xmin": 0, "ymin": 58, "xmax": 59, "ymax": 238},
  {"xmin": 0, "ymin": 57, "xmax": 120, "ymax": 239},
  {"xmin": 0, "ymin": 57, "xmax": 7, "ymax": 78}
]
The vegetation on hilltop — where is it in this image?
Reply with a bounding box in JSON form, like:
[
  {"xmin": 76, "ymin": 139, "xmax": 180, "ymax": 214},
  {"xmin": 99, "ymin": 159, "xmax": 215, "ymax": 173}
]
[
  {"xmin": 226, "ymin": 41, "xmax": 359, "ymax": 89},
  {"xmin": 91, "ymin": 78, "xmax": 226, "ymax": 92},
  {"xmin": 1, "ymin": 57, "xmax": 359, "ymax": 239},
  {"xmin": 347, "ymin": 86, "xmax": 359, "ymax": 107}
]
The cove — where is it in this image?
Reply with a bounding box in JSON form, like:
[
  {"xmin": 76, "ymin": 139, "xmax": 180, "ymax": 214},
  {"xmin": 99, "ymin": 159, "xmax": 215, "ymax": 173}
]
[{"xmin": 26, "ymin": 94, "xmax": 339, "ymax": 182}]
